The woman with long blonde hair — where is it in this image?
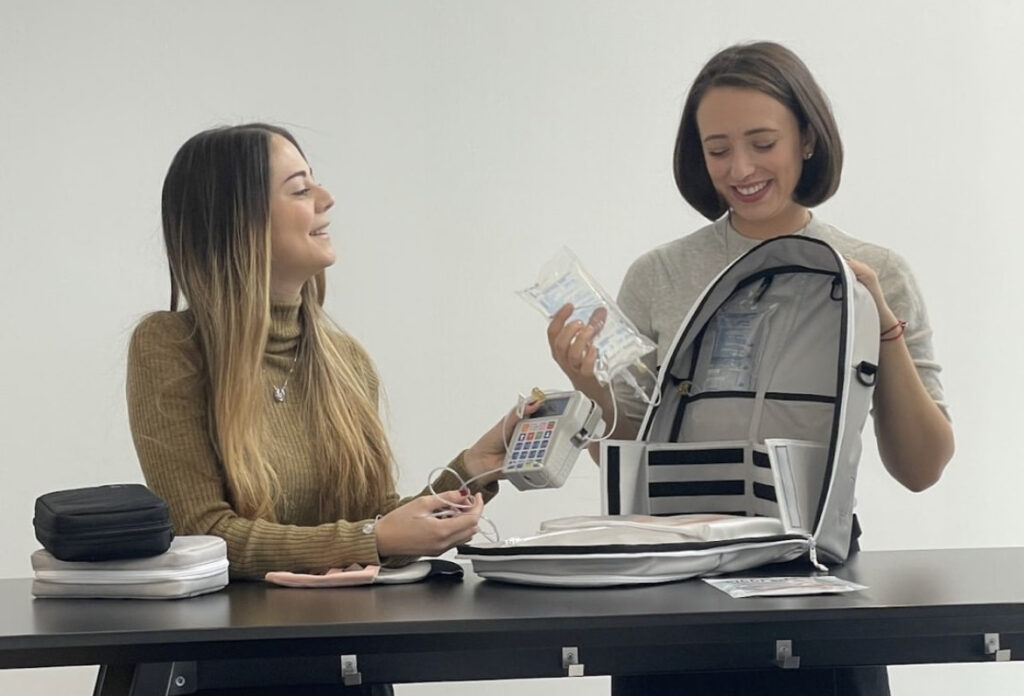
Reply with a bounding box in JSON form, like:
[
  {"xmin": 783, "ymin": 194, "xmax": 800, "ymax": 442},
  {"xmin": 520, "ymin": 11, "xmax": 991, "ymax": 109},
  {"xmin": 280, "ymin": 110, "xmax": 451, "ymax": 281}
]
[{"xmin": 128, "ymin": 123, "xmax": 517, "ymax": 582}]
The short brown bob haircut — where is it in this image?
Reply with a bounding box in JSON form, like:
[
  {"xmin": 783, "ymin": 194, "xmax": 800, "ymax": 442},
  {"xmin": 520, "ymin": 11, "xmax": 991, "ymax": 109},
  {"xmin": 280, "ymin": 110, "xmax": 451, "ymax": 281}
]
[{"xmin": 674, "ymin": 41, "xmax": 843, "ymax": 221}]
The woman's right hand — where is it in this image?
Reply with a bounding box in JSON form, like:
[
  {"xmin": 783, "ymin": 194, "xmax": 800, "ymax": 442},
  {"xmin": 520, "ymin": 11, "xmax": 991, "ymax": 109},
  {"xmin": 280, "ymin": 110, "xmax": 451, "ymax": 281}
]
[
  {"xmin": 547, "ymin": 303, "xmax": 607, "ymax": 396},
  {"xmin": 547, "ymin": 302, "xmax": 641, "ymax": 448},
  {"xmin": 374, "ymin": 490, "xmax": 483, "ymax": 558}
]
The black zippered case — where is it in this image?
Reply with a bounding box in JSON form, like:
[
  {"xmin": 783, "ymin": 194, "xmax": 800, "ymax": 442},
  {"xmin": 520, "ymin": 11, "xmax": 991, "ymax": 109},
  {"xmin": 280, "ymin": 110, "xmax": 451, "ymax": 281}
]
[{"xmin": 33, "ymin": 484, "xmax": 174, "ymax": 562}]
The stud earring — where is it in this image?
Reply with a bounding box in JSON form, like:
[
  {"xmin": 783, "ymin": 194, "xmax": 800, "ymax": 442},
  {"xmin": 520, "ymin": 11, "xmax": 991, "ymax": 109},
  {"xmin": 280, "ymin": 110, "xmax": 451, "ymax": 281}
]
[{"xmin": 803, "ymin": 151, "xmax": 813, "ymax": 160}]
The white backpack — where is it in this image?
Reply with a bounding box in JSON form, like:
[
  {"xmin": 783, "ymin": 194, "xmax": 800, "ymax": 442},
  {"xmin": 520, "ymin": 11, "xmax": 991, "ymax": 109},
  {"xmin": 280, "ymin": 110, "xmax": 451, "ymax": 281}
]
[{"xmin": 462, "ymin": 237, "xmax": 879, "ymax": 586}]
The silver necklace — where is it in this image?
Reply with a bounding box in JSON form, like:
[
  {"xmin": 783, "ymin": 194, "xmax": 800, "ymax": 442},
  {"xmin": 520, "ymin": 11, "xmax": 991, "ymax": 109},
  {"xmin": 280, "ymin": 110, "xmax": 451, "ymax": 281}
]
[{"xmin": 269, "ymin": 352, "xmax": 299, "ymax": 403}]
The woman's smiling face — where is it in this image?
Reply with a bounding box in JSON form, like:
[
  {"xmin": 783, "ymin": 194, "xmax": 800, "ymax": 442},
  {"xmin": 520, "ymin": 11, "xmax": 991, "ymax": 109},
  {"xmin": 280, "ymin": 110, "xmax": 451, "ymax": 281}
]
[
  {"xmin": 267, "ymin": 133, "xmax": 336, "ymax": 300},
  {"xmin": 696, "ymin": 86, "xmax": 813, "ymax": 238}
]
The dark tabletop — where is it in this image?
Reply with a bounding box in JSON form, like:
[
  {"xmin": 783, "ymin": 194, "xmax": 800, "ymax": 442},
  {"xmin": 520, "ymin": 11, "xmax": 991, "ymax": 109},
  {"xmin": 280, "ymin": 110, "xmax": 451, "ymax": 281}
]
[{"xmin": 4, "ymin": 548, "xmax": 1023, "ymax": 681}]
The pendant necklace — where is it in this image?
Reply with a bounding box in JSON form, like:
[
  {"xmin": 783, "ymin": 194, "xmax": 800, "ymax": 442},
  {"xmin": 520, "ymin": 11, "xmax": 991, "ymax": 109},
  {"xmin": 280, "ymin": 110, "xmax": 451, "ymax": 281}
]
[{"xmin": 269, "ymin": 351, "xmax": 299, "ymax": 403}]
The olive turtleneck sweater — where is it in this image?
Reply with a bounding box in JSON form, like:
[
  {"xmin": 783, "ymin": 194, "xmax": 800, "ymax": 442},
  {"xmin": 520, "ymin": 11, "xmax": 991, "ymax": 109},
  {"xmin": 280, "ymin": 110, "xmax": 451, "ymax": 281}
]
[{"xmin": 127, "ymin": 299, "xmax": 489, "ymax": 579}]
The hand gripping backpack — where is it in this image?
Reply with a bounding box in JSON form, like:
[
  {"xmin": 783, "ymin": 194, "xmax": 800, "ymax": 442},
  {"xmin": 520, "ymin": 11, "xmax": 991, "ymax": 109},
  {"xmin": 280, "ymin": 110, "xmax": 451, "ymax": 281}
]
[{"xmin": 462, "ymin": 237, "xmax": 880, "ymax": 586}]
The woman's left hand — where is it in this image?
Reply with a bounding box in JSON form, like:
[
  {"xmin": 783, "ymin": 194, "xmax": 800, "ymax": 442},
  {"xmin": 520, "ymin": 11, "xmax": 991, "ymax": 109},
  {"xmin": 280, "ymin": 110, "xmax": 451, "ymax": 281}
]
[
  {"xmin": 845, "ymin": 257, "xmax": 898, "ymax": 326},
  {"xmin": 463, "ymin": 397, "xmax": 543, "ymax": 485}
]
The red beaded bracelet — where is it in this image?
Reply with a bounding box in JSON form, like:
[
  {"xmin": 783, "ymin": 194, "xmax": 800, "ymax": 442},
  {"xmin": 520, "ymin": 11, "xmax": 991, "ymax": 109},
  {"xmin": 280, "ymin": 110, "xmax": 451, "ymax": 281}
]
[{"xmin": 880, "ymin": 319, "xmax": 907, "ymax": 342}]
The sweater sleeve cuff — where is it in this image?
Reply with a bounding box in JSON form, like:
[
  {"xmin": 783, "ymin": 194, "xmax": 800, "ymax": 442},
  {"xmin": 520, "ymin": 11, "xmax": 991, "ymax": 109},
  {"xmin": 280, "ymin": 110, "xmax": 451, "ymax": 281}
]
[
  {"xmin": 355, "ymin": 516, "xmax": 424, "ymax": 569},
  {"xmin": 438, "ymin": 450, "xmax": 500, "ymax": 502},
  {"xmin": 336, "ymin": 518, "xmax": 384, "ymax": 567}
]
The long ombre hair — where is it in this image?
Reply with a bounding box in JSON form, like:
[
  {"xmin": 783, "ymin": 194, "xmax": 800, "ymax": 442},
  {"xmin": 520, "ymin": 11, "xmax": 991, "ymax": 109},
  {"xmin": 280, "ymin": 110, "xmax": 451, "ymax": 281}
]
[{"xmin": 160, "ymin": 123, "xmax": 395, "ymax": 522}]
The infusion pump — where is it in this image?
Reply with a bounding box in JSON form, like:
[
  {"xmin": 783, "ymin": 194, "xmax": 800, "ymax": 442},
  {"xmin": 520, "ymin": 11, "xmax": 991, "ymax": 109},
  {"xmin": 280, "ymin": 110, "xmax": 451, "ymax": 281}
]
[{"xmin": 502, "ymin": 391, "xmax": 605, "ymax": 490}]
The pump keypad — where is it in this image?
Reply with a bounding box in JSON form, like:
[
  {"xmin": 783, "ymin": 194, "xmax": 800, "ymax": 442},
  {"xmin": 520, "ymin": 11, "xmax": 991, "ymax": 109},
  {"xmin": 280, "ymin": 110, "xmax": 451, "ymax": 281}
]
[{"xmin": 507, "ymin": 420, "xmax": 556, "ymax": 470}]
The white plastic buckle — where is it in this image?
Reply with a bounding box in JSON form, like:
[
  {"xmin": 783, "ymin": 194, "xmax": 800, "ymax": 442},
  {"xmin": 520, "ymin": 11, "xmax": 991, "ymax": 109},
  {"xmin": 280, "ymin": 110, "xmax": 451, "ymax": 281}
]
[
  {"xmin": 562, "ymin": 646, "xmax": 585, "ymax": 676},
  {"xmin": 775, "ymin": 639, "xmax": 800, "ymax": 669},
  {"xmin": 340, "ymin": 655, "xmax": 362, "ymax": 685},
  {"xmin": 984, "ymin": 633, "xmax": 1011, "ymax": 662}
]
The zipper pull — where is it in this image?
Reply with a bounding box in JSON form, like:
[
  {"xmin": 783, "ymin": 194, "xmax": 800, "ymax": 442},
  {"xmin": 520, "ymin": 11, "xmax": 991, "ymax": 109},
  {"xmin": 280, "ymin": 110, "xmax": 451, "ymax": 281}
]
[
  {"xmin": 754, "ymin": 275, "xmax": 774, "ymax": 303},
  {"xmin": 808, "ymin": 537, "xmax": 829, "ymax": 573}
]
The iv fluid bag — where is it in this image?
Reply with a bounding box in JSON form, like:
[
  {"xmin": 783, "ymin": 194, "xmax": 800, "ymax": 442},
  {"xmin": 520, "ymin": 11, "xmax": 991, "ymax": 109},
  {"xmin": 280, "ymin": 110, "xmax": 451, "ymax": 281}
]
[
  {"xmin": 519, "ymin": 247, "xmax": 656, "ymax": 385},
  {"xmin": 701, "ymin": 281, "xmax": 778, "ymax": 393}
]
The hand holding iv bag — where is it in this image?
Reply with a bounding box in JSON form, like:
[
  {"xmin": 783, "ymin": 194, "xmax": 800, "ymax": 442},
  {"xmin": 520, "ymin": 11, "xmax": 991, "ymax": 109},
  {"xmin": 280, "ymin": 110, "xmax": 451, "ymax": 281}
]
[{"xmin": 518, "ymin": 247, "xmax": 656, "ymax": 386}]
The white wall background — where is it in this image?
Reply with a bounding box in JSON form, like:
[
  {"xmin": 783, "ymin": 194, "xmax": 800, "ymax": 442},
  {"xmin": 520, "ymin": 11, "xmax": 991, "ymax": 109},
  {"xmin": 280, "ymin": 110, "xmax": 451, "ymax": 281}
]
[{"xmin": 2, "ymin": 1, "xmax": 1022, "ymax": 693}]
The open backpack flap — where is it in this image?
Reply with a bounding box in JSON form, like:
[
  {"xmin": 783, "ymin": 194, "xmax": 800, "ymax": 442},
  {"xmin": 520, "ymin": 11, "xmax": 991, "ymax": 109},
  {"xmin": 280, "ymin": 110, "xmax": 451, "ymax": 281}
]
[
  {"xmin": 627, "ymin": 235, "xmax": 879, "ymax": 565},
  {"xmin": 462, "ymin": 237, "xmax": 879, "ymax": 587},
  {"xmin": 459, "ymin": 514, "xmax": 811, "ymax": 587}
]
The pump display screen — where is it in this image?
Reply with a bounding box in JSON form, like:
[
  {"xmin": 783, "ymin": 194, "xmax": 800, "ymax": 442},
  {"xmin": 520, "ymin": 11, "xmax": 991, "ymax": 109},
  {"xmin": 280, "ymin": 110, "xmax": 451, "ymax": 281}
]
[{"xmin": 535, "ymin": 396, "xmax": 570, "ymax": 418}]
